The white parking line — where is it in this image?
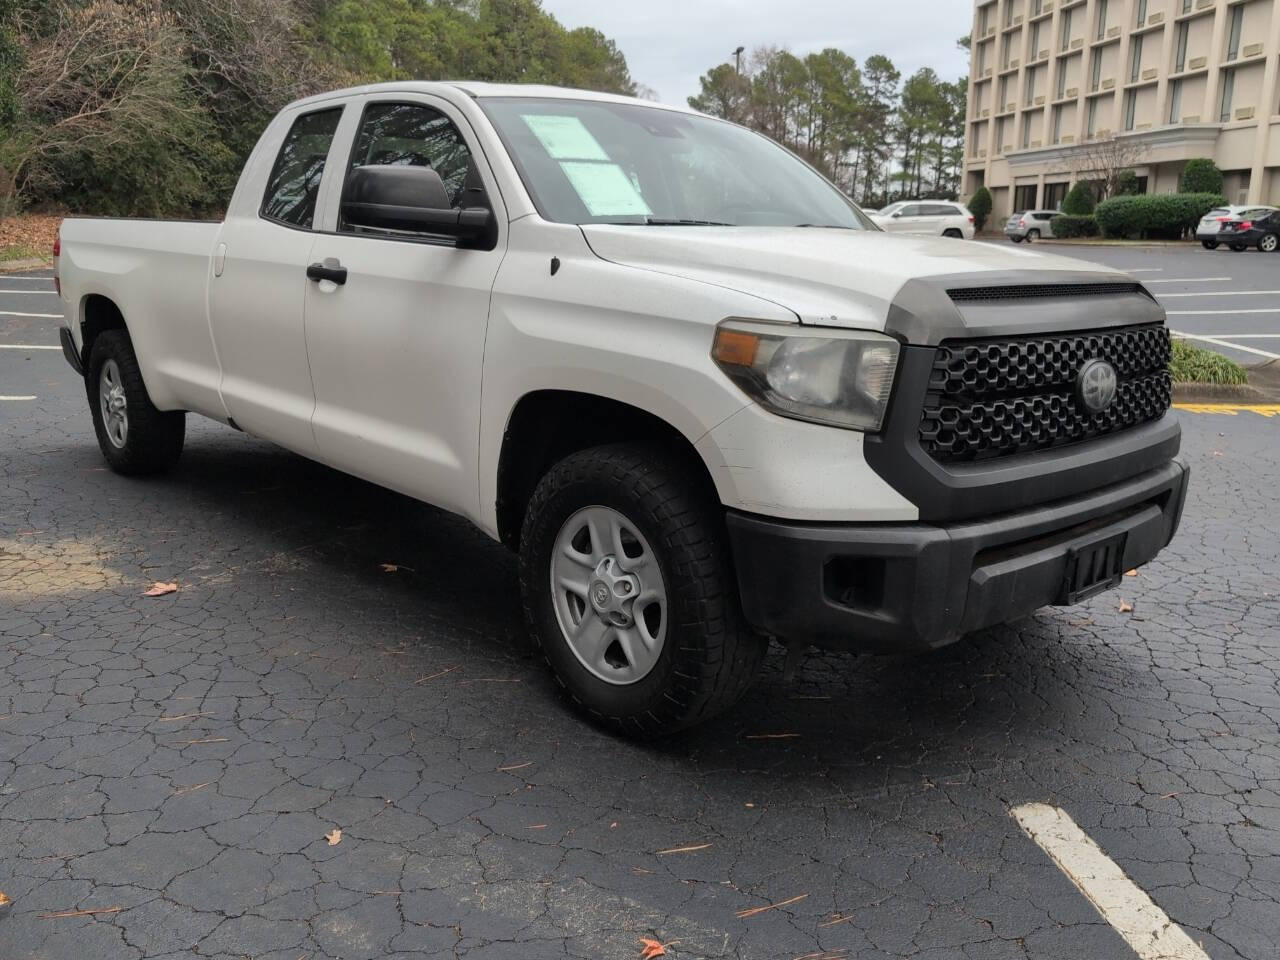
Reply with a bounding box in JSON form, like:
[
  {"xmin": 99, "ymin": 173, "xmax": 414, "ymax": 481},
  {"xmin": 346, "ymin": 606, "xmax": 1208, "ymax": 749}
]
[
  {"xmin": 1166, "ymin": 308, "xmax": 1280, "ymax": 315},
  {"xmin": 0, "ymin": 289, "xmax": 58, "ymax": 295},
  {"xmin": 1011, "ymin": 804, "xmax": 1210, "ymax": 960},
  {"xmin": 1158, "ymin": 290, "xmax": 1280, "ymax": 298},
  {"xmin": 1183, "ymin": 333, "xmax": 1280, "ymax": 338},
  {"xmin": 0, "ymin": 343, "xmax": 60, "ymax": 350},
  {"xmin": 1172, "ymin": 331, "xmax": 1280, "ymax": 359},
  {"xmin": 1142, "ymin": 277, "xmax": 1232, "ymax": 284},
  {"xmin": 1124, "ymin": 268, "xmax": 1164, "ymax": 273},
  {"xmin": 0, "ymin": 311, "xmax": 60, "ymax": 318},
  {"xmin": 0, "ymin": 395, "xmax": 37, "ymax": 401},
  {"xmin": 0, "ymin": 276, "xmax": 55, "ymax": 283}
]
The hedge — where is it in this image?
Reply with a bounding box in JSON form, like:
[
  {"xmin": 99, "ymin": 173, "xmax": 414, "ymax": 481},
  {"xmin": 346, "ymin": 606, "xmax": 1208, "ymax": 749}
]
[
  {"xmin": 1049, "ymin": 214, "xmax": 1099, "ymax": 238},
  {"xmin": 1179, "ymin": 158, "xmax": 1223, "ymax": 195},
  {"xmin": 969, "ymin": 186, "xmax": 993, "ymax": 231},
  {"xmin": 1093, "ymin": 193, "xmax": 1228, "ymax": 239},
  {"xmin": 1061, "ymin": 181, "xmax": 1095, "ymax": 215}
]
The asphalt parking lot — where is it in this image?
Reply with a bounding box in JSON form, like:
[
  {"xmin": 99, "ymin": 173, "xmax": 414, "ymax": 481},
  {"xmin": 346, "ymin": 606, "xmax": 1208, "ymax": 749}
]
[{"xmin": 1, "ymin": 263, "xmax": 1279, "ymax": 960}]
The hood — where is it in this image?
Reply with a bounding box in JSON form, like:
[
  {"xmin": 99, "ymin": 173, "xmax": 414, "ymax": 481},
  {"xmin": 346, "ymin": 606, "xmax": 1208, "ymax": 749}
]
[{"xmin": 579, "ymin": 226, "xmax": 1138, "ymax": 336}]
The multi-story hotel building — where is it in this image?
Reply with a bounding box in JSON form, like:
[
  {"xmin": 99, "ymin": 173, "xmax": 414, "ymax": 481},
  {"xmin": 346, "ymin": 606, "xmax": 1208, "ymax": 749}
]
[{"xmin": 964, "ymin": 0, "xmax": 1280, "ymax": 219}]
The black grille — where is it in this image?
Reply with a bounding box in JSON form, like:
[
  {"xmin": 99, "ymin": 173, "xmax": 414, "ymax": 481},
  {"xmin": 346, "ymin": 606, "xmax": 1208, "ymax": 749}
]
[
  {"xmin": 919, "ymin": 324, "xmax": 1172, "ymax": 463},
  {"xmin": 946, "ymin": 282, "xmax": 1146, "ymax": 302}
]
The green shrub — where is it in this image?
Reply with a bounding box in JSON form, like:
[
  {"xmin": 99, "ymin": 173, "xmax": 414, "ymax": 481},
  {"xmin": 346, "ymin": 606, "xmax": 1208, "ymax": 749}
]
[
  {"xmin": 1170, "ymin": 339, "xmax": 1248, "ymax": 385},
  {"xmin": 969, "ymin": 186, "xmax": 993, "ymax": 231},
  {"xmin": 1115, "ymin": 170, "xmax": 1141, "ymax": 196},
  {"xmin": 1061, "ymin": 181, "xmax": 1095, "ymax": 215},
  {"xmin": 1094, "ymin": 193, "xmax": 1227, "ymax": 239},
  {"xmin": 1049, "ymin": 214, "xmax": 1099, "ymax": 238},
  {"xmin": 1179, "ymin": 158, "xmax": 1223, "ymax": 195}
]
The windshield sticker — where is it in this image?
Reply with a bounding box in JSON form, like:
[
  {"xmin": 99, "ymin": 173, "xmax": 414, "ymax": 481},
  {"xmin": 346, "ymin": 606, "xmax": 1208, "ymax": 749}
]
[
  {"xmin": 559, "ymin": 161, "xmax": 652, "ymax": 217},
  {"xmin": 521, "ymin": 115, "xmax": 611, "ymax": 161}
]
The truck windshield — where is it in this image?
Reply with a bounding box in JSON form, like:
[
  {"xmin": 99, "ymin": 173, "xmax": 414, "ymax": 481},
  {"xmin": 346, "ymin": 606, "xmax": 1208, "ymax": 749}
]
[{"xmin": 478, "ymin": 97, "xmax": 872, "ymax": 230}]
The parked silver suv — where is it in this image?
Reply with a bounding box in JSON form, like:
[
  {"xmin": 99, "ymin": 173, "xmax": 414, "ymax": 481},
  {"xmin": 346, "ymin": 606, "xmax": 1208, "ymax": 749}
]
[{"xmin": 1006, "ymin": 210, "xmax": 1059, "ymax": 242}]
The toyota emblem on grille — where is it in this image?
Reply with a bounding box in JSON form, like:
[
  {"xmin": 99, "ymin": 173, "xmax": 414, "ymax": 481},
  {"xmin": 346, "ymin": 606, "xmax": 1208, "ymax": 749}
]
[{"xmin": 1076, "ymin": 359, "xmax": 1118, "ymax": 414}]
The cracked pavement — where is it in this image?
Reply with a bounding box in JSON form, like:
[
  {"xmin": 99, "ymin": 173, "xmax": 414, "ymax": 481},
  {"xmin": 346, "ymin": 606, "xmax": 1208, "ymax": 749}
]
[{"xmin": 2, "ymin": 269, "xmax": 1280, "ymax": 959}]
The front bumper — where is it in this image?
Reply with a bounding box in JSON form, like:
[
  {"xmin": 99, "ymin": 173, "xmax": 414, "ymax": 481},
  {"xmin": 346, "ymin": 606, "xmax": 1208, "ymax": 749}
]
[{"xmin": 727, "ymin": 460, "xmax": 1189, "ymax": 653}]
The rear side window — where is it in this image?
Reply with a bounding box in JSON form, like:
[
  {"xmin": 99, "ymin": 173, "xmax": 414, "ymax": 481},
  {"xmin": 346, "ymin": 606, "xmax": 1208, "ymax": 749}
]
[
  {"xmin": 261, "ymin": 108, "xmax": 343, "ymax": 229},
  {"xmin": 923, "ymin": 204, "xmax": 957, "ymax": 216}
]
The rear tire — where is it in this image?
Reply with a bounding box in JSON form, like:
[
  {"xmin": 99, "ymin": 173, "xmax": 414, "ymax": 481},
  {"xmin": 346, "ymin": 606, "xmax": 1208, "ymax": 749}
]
[
  {"xmin": 518, "ymin": 443, "xmax": 767, "ymax": 736},
  {"xmin": 1201, "ymin": 239, "xmax": 1219, "ymax": 250},
  {"xmin": 1009, "ymin": 236, "xmax": 1023, "ymax": 243},
  {"xmin": 86, "ymin": 329, "xmax": 185, "ymax": 475},
  {"xmin": 1259, "ymin": 233, "xmax": 1279, "ymax": 253}
]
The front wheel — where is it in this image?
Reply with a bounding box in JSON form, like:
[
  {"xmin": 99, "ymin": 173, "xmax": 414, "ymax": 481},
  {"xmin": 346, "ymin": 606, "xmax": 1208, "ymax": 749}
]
[
  {"xmin": 1230, "ymin": 242, "xmax": 1248, "ymax": 252},
  {"xmin": 518, "ymin": 444, "xmax": 767, "ymax": 736},
  {"xmin": 1027, "ymin": 229, "xmax": 1041, "ymax": 241},
  {"xmin": 1259, "ymin": 233, "xmax": 1279, "ymax": 253},
  {"xmin": 1009, "ymin": 235, "xmax": 1023, "ymax": 243},
  {"xmin": 942, "ymin": 228, "xmax": 963, "ymax": 239},
  {"xmin": 1201, "ymin": 239, "xmax": 1219, "ymax": 250},
  {"xmin": 87, "ymin": 329, "xmax": 185, "ymax": 475}
]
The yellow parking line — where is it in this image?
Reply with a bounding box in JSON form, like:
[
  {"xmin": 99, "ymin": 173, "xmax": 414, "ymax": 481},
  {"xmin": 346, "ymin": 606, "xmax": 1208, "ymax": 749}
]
[{"xmin": 1173, "ymin": 403, "xmax": 1280, "ymax": 417}]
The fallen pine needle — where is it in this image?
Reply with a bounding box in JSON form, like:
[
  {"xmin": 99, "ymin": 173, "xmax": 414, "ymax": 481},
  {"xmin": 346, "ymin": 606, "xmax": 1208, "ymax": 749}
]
[
  {"xmin": 38, "ymin": 906, "xmax": 122, "ymax": 919},
  {"xmin": 793, "ymin": 951, "xmax": 849, "ymax": 960},
  {"xmin": 735, "ymin": 893, "xmax": 808, "ymax": 919},
  {"xmin": 527, "ymin": 823, "xmax": 548, "ymax": 829},
  {"xmin": 459, "ymin": 677, "xmax": 522, "ymax": 684},
  {"xmin": 744, "ymin": 733, "xmax": 801, "ymax": 740},
  {"xmin": 170, "ymin": 738, "xmax": 229, "ymax": 745},
  {"xmin": 497, "ymin": 761, "xmax": 533, "ymax": 772},
  {"xmin": 143, "ymin": 582, "xmax": 178, "ymax": 597},
  {"xmin": 172, "ymin": 782, "xmax": 212, "ymax": 796},
  {"xmin": 656, "ymin": 843, "xmax": 712, "ymax": 856},
  {"xmin": 414, "ymin": 665, "xmax": 460, "ymax": 684},
  {"xmin": 157, "ymin": 711, "xmax": 214, "ymax": 722},
  {"xmin": 818, "ymin": 913, "xmax": 855, "ymax": 927}
]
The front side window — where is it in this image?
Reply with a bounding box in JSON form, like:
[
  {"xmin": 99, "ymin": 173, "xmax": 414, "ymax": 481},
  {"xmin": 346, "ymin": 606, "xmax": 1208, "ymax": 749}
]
[
  {"xmin": 478, "ymin": 97, "xmax": 870, "ymax": 229},
  {"xmin": 344, "ymin": 102, "xmax": 480, "ymax": 219},
  {"xmin": 261, "ymin": 108, "xmax": 343, "ymax": 229}
]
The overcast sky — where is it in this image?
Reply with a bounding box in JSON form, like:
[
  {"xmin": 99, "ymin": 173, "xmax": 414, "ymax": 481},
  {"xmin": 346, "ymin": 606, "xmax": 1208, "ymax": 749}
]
[{"xmin": 541, "ymin": 0, "xmax": 973, "ymax": 106}]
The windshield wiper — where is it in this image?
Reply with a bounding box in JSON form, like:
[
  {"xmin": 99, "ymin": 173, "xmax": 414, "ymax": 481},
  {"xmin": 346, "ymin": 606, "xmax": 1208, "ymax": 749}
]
[
  {"xmin": 795, "ymin": 223, "xmax": 854, "ymax": 229},
  {"xmin": 596, "ymin": 218, "xmax": 733, "ymax": 226}
]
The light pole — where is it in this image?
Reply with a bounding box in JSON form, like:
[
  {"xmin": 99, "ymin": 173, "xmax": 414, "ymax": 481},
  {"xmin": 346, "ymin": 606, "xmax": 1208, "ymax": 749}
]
[{"xmin": 733, "ymin": 46, "xmax": 745, "ymax": 76}]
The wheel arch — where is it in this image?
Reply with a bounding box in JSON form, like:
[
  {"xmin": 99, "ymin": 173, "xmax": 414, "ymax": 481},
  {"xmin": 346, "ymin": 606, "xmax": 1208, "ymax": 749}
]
[
  {"xmin": 78, "ymin": 293, "xmax": 129, "ymax": 368},
  {"xmin": 495, "ymin": 390, "xmax": 722, "ymax": 550}
]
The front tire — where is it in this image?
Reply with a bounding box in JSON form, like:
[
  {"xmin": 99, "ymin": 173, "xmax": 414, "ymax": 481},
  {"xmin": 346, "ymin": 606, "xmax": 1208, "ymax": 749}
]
[
  {"xmin": 1027, "ymin": 229, "xmax": 1041, "ymax": 241},
  {"xmin": 1201, "ymin": 239, "xmax": 1219, "ymax": 250},
  {"xmin": 518, "ymin": 444, "xmax": 766, "ymax": 736},
  {"xmin": 87, "ymin": 329, "xmax": 185, "ymax": 475},
  {"xmin": 1259, "ymin": 233, "xmax": 1279, "ymax": 253},
  {"xmin": 942, "ymin": 228, "xmax": 962, "ymax": 239},
  {"xmin": 1230, "ymin": 242, "xmax": 1248, "ymax": 252}
]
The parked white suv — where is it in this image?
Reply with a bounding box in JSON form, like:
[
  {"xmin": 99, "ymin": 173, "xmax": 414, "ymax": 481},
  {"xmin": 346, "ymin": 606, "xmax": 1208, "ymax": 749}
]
[
  {"xmin": 870, "ymin": 201, "xmax": 976, "ymax": 239},
  {"xmin": 54, "ymin": 82, "xmax": 1187, "ymax": 735},
  {"xmin": 1005, "ymin": 210, "xmax": 1060, "ymax": 242}
]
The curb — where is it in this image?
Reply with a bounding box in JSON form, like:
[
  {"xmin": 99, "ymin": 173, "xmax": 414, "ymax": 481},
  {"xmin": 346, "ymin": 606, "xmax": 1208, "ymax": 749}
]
[
  {"xmin": 1172, "ymin": 382, "xmax": 1270, "ymax": 403},
  {"xmin": 0, "ymin": 258, "xmax": 52, "ymax": 273}
]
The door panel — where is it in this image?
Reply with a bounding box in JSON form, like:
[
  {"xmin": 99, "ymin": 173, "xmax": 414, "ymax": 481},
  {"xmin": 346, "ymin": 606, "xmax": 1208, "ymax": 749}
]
[
  {"xmin": 209, "ymin": 105, "xmax": 346, "ymax": 454},
  {"xmin": 303, "ymin": 97, "xmax": 505, "ymax": 518}
]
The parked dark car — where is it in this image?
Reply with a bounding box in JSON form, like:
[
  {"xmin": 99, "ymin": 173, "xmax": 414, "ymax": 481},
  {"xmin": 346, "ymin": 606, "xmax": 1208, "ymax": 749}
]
[{"xmin": 1218, "ymin": 209, "xmax": 1280, "ymax": 252}]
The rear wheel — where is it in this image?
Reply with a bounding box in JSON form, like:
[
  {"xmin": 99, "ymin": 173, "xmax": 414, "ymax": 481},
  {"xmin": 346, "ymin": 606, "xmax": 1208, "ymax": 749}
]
[
  {"xmin": 87, "ymin": 329, "xmax": 185, "ymax": 475},
  {"xmin": 1259, "ymin": 233, "xmax": 1279, "ymax": 253},
  {"xmin": 1009, "ymin": 235, "xmax": 1023, "ymax": 243},
  {"xmin": 518, "ymin": 444, "xmax": 767, "ymax": 736},
  {"xmin": 1201, "ymin": 239, "xmax": 1219, "ymax": 250}
]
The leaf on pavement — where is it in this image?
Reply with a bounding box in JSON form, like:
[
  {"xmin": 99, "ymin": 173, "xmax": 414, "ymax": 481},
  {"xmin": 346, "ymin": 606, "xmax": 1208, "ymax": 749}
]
[
  {"xmin": 639, "ymin": 937, "xmax": 669, "ymax": 959},
  {"xmin": 380, "ymin": 563, "xmax": 399, "ymax": 572},
  {"xmin": 0, "ymin": 891, "xmax": 10, "ymax": 906},
  {"xmin": 325, "ymin": 828, "xmax": 342, "ymax": 846},
  {"xmin": 1118, "ymin": 600, "xmax": 1134, "ymax": 613},
  {"xmin": 1125, "ymin": 569, "xmax": 1139, "ymax": 577},
  {"xmin": 143, "ymin": 582, "xmax": 178, "ymax": 597}
]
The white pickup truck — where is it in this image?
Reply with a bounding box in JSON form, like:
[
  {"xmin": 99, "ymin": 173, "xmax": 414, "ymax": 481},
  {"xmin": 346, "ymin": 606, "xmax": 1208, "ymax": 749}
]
[{"xmin": 55, "ymin": 82, "xmax": 1188, "ymax": 734}]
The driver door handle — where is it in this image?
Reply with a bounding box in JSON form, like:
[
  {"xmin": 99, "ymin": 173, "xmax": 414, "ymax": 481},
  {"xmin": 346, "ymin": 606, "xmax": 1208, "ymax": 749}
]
[{"xmin": 306, "ymin": 261, "xmax": 347, "ymax": 285}]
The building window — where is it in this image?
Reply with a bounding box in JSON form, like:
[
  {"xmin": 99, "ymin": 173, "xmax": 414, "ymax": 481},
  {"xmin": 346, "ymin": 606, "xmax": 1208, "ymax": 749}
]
[
  {"xmin": 996, "ymin": 117, "xmax": 1006, "ymax": 152},
  {"xmin": 979, "ymin": 4, "xmax": 990, "ymax": 35},
  {"xmin": 1220, "ymin": 68, "xmax": 1235, "ymax": 121},
  {"xmin": 1051, "ymin": 105, "xmax": 1063, "ymax": 143},
  {"xmin": 1015, "ymin": 184, "xmax": 1039, "ymax": 210},
  {"xmin": 1092, "ymin": 52, "xmax": 1103, "ymax": 91},
  {"xmin": 1022, "ymin": 116, "xmax": 1032, "ymax": 148},
  {"xmin": 1061, "ymin": 8, "xmax": 1073, "ymax": 52},
  {"xmin": 1044, "ymin": 182, "xmax": 1068, "ymax": 209},
  {"xmin": 1226, "ymin": 6, "xmax": 1244, "ymax": 60},
  {"xmin": 1135, "ymin": 0, "xmax": 1148, "ymax": 28},
  {"xmin": 1087, "ymin": 97, "xmax": 1099, "ymax": 137},
  {"xmin": 1130, "ymin": 36, "xmax": 1144, "ymax": 84},
  {"xmin": 1031, "ymin": 22, "xmax": 1042, "ymax": 57},
  {"xmin": 1006, "ymin": 2, "xmax": 1014, "ymax": 28},
  {"xmin": 1124, "ymin": 89, "xmax": 1137, "ymax": 130},
  {"xmin": 1026, "ymin": 68, "xmax": 1037, "ymax": 105},
  {"xmin": 1057, "ymin": 65, "xmax": 1067, "ymax": 100},
  {"xmin": 1097, "ymin": 0, "xmax": 1109, "ymax": 41},
  {"xmin": 1175, "ymin": 22, "xmax": 1189, "ymax": 73},
  {"xmin": 1181, "ymin": 0, "xmax": 1192, "ymax": 13},
  {"xmin": 1169, "ymin": 78, "xmax": 1183, "ymax": 124},
  {"xmin": 1033, "ymin": 0, "xmax": 1044, "ymax": 16}
]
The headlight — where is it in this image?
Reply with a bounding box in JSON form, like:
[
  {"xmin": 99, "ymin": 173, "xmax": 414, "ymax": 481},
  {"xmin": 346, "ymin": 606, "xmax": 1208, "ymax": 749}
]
[{"xmin": 711, "ymin": 320, "xmax": 899, "ymax": 431}]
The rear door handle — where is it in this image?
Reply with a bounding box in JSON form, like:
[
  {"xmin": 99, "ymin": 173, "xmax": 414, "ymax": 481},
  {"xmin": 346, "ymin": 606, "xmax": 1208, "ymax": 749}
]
[{"xmin": 306, "ymin": 261, "xmax": 347, "ymax": 285}]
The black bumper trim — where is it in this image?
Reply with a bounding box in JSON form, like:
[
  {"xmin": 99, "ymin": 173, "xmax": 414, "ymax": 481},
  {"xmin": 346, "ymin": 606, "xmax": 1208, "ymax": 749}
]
[
  {"xmin": 59, "ymin": 326, "xmax": 84, "ymax": 376},
  {"xmin": 727, "ymin": 460, "xmax": 1189, "ymax": 653}
]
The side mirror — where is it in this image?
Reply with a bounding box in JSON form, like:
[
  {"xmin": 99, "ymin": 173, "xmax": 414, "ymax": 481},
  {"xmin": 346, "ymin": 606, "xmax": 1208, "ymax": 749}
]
[
  {"xmin": 341, "ymin": 165, "xmax": 494, "ymax": 248},
  {"xmin": 892, "ymin": 211, "xmax": 904, "ymax": 218}
]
